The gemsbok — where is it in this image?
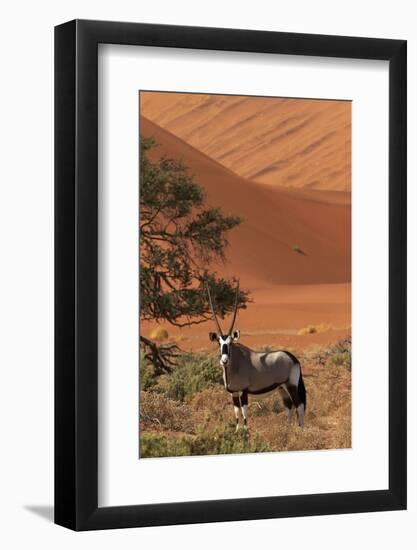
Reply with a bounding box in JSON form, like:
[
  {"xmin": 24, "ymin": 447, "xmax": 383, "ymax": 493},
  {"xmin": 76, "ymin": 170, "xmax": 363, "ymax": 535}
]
[{"xmin": 207, "ymin": 283, "xmax": 306, "ymax": 431}]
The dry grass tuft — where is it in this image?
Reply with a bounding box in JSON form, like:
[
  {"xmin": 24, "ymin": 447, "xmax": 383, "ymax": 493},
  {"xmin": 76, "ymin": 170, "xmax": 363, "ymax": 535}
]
[
  {"xmin": 297, "ymin": 322, "xmax": 332, "ymax": 336},
  {"xmin": 139, "ymin": 391, "xmax": 194, "ymax": 433},
  {"xmin": 149, "ymin": 327, "xmax": 169, "ymax": 341}
]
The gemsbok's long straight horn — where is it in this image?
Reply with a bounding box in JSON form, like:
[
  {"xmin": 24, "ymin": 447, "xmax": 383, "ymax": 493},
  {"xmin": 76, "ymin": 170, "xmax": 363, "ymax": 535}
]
[
  {"xmin": 206, "ymin": 282, "xmax": 223, "ymax": 335},
  {"xmin": 227, "ymin": 282, "xmax": 240, "ymax": 336}
]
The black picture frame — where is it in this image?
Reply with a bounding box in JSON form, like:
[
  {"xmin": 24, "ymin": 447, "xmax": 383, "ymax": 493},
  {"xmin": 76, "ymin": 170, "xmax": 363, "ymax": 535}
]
[{"xmin": 55, "ymin": 19, "xmax": 407, "ymax": 531}]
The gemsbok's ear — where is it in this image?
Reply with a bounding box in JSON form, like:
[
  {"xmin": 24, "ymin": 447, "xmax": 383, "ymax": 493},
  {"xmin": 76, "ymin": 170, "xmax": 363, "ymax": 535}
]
[
  {"xmin": 209, "ymin": 332, "xmax": 218, "ymax": 342},
  {"xmin": 233, "ymin": 330, "xmax": 240, "ymax": 340}
]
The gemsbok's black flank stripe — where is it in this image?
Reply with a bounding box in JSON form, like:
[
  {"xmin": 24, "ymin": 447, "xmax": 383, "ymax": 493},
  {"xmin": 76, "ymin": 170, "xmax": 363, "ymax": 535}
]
[{"xmin": 247, "ymin": 383, "xmax": 281, "ymax": 395}]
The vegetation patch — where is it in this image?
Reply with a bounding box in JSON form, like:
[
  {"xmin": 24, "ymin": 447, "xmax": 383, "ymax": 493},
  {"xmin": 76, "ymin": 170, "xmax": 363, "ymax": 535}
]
[
  {"xmin": 249, "ymin": 395, "xmax": 283, "ymax": 417},
  {"xmin": 164, "ymin": 352, "xmax": 223, "ymax": 402},
  {"xmin": 297, "ymin": 322, "xmax": 332, "ymax": 336},
  {"xmin": 140, "ymin": 426, "xmax": 272, "ymax": 458},
  {"xmin": 149, "ymin": 327, "xmax": 169, "ymax": 342},
  {"xmin": 292, "ymin": 244, "xmax": 306, "ymax": 255},
  {"xmin": 139, "ymin": 352, "xmax": 157, "ymax": 391},
  {"xmin": 140, "ymin": 391, "xmax": 194, "ymax": 432},
  {"xmin": 309, "ymin": 337, "xmax": 351, "ymax": 370}
]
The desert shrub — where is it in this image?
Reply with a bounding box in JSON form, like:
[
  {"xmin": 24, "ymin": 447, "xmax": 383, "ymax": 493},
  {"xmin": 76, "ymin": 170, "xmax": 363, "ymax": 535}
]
[
  {"xmin": 292, "ymin": 244, "xmax": 305, "ymax": 255},
  {"xmin": 312, "ymin": 337, "xmax": 351, "ymax": 370},
  {"xmin": 165, "ymin": 352, "xmax": 223, "ymax": 401},
  {"xmin": 191, "ymin": 386, "xmax": 228, "ymax": 411},
  {"xmin": 189, "ymin": 387, "xmax": 230, "ymax": 428},
  {"xmin": 149, "ymin": 327, "xmax": 169, "ymax": 341},
  {"xmin": 140, "ymin": 433, "xmax": 189, "ymax": 457},
  {"xmin": 270, "ymin": 397, "xmax": 284, "ymax": 414},
  {"xmin": 188, "ymin": 426, "xmax": 271, "ymax": 455},
  {"xmin": 250, "ymin": 395, "xmax": 283, "ymax": 417},
  {"xmin": 140, "ymin": 426, "xmax": 271, "ymax": 458},
  {"xmin": 327, "ymin": 342, "xmax": 351, "ymax": 370},
  {"xmin": 140, "ymin": 391, "xmax": 194, "ymax": 432},
  {"xmin": 297, "ymin": 322, "xmax": 332, "ymax": 336},
  {"xmin": 298, "ymin": 325, "xmax": 317, "ymax": 335},
  {"xmin": 140, "ymin": 352, "xmax": 157, "ymax": 391}
]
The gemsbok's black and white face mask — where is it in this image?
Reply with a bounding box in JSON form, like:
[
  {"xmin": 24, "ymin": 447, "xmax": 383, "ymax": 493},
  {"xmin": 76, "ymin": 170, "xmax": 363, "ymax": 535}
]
[{"xmin": 209, "ymin": 331, "xmax": 240, "ymax": 365}]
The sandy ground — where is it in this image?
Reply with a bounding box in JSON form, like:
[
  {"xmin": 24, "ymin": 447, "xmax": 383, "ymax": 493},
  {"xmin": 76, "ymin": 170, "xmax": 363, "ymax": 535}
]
[
  {"xmin": 141, "ymin": 92, "xmax": 351, "ymax": 191},
  {"xmin": 141, "ymin": 282, "xmax": 351, "ymax": 351}
]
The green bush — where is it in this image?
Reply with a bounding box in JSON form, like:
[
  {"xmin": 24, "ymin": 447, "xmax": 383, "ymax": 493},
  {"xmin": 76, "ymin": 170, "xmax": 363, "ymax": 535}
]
[
  {"xmin": 328, "ymin": 338, "xmax": 351, "ymax": 369},
  {"xmin": 311, "ymin": 337, "xmax": 351, "ymax": 370},
  {"xmin": 140, "ymin": 352, "xmax": 157, "ymax": 391},
  {"xmin": 189, "ymin": 426, "xmax": 271, "ymax": 455},
  {"xmin": 328, "ymin": 350, "xmax": 351, "ymax": 369},
  {"xmin": 140, "ymin": 426, "xmax": 271, "ymax": 458},
  {"xmin": 140, "ymin": 432, "xmax": 188, "ymax": 457},
  {"xmin": 165, "ymin": 352, "xmax": 223, "ymax": 401}
]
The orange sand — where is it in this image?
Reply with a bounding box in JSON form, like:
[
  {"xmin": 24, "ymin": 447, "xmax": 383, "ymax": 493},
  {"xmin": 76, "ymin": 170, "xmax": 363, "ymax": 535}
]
[{"xmin": 141, "ymin": 92, "xmax": 351, "ymax": 191}]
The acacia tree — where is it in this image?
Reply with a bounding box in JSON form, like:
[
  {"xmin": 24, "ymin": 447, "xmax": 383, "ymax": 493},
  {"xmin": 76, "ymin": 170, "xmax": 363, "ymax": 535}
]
[{"xmin": 140, "ymin": 136, "xmax": 249, "ymax": 373}]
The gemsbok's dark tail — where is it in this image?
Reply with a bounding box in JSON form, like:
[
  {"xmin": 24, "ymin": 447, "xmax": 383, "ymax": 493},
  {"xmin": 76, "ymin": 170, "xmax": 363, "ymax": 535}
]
[{"xmin": 298, "ymin": 371, "xmax": 307, "ymax": 411}]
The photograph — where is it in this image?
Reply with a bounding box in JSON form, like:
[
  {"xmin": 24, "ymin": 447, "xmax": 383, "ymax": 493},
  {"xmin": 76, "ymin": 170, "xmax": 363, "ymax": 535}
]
[
  {"xmin": 139, "ymin": 91, "xmax": 352, "ymax": 458},
  {"xmin": 0, "ymin": 2, "xmax": 409, "ymax": 543}
]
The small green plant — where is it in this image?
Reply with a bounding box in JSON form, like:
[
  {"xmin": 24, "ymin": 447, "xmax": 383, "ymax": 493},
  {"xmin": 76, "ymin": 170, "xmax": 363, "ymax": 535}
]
[
  {"xmin": 165, "ymin": 352, "xmax": 223, "ymax": 401},
  {"xmin": 292, "ymin": 244, "xmax": 305, "ymax": 255},
  {"xmin": 311, "ymin": 337, "xmax": 351, "ymax": 370},
  {"xmin": 328, "ymin": 351, "xmax": 351, "ymax": 369}
]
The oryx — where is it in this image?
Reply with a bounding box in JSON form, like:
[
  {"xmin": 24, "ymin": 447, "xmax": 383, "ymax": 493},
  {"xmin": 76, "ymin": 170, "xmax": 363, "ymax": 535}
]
[{"xmin": 207, "ymin": 284, "xmax": 306, "ymax": 431}]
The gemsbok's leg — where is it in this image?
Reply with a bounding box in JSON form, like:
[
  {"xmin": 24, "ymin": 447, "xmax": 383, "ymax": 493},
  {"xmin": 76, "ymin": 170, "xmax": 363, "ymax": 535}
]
[
  {"xmin": 232, "ymin": 393, "xmax": 241, "ymax": 432},
  {"xmin": 240, "ymin": 390, "xmax": 248, "ymax": 430},
  {"xmin": 296, "ymin": 402, "xmax": 305, "ymax": 428},
  {"xmin": 279, "ymin": 386, "xmax": 295, "ymax": 425},
  {"xmin": 285, "ymin": 384, "xmax": 305, "ymax": 428}
]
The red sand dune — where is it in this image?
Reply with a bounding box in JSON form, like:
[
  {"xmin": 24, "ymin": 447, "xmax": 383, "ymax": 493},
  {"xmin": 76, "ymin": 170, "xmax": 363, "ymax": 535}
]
[
  {"xmin": 140, "ymin": 116, "xmax": 351, "ymax": 349},
  {"xmin": 141, "ymin": 92, "xmax": 351, "ymax": 191},
  {"xmin": 141, "ymin": 116, "xmax": 351, "ymax": 286}
]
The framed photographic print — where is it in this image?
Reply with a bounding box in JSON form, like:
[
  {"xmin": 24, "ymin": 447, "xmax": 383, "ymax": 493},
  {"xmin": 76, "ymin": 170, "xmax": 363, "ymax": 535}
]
[{"xmin": 55, "ymin": 20, "xmax": 407, "ymax": 530}]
